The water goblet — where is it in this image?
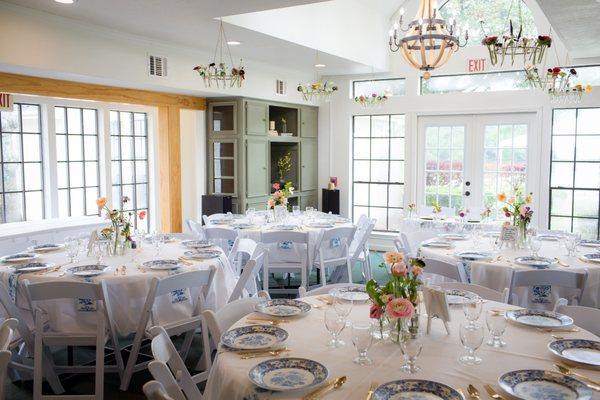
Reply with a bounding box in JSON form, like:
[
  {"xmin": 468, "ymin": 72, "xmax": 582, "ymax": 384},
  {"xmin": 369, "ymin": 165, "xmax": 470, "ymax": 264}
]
[
  {"xmin": 463, "ymin": 299, "xmax": 483, "ymax": 326},
  {"xmin": 472, "ymin": 230, "xmax": 482, "ymax": 249},
  {"xmin": 331, "ymin": 289, "xmax": 353, "ymax": 326},
  {"xmin": 324, "ymin": 308, "xmax": 346, "ymax": 348},
  {"xmin": 529, "ymin": 236, "xmax": 542, "ymax": 257},
  {"xmin": 351, "ymin": 322, "xmax": 373, "ymax": 365},
  {"xmin": 292, "ymin": 205, "xmax": 301, "ymax": 217},
  {"xmin": 486, "ymin": 309, "xmax": 507, "ymax": 348},
  {"xmin": 400, "ymin": 333, "xmax": 423, "ymax": 374},
  {"xmin": 65, "ymin": 237, "xmax": 79, "ymax": 263},
  {"xmin": 459, "ymin": 322, "xmax": 484, "ymax": 365},
  {"xmin": 151, "ymin": 231, "xmax": 164, "ymax": 256},
  {"xmin": 565, "ymin": 234, "xmax": 580, "ymax": 257}
]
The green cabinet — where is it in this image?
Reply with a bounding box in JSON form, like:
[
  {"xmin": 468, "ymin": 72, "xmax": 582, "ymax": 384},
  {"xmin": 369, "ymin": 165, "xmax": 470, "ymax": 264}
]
[
  {"xmin": 300, "ymin": 107, "xmax": 318, "ymax": 138},
  {"xmin": 300, "ymin": 192, "xmax": 318, "ymax": 209},
  {"xmin": 246, "ymin": 139, "xmax": 269, "ymax": 198},
  {"xmin": 245, "ymin": 101, "xmax": 268, "ymax": 136},
  {"xmin": 300, "ymin": 139, "xmax": 317, "ymax": 191}
]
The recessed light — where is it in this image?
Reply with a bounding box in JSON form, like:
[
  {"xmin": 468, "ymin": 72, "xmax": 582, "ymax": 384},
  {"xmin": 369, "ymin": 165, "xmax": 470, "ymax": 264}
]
[
  {"xmin": 315, "ymin": 63, "xmax": 326, "ymax": 68},
  {"xmin": 55, "ymin": 0, "xmax": 75, "ymax": 3},
  {"xmin": 227, "ymin": 41, "xmax": 241, "ymax": 46}
]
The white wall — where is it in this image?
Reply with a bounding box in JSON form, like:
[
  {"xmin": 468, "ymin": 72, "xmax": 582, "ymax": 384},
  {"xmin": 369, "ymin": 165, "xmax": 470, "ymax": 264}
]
[{"xmin": 180, "ymin": 110, "xmax": 206, "ymax": 231}]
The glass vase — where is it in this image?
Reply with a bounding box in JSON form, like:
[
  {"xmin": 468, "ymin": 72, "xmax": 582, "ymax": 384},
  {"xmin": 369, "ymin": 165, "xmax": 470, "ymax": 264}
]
[
  {"xmin": 371, "ymin": 316, "xmax": 390, "ymax": 341},
  {"xmin": 517, "ymin": 223, "xmax": 528, "ymax": 250}
]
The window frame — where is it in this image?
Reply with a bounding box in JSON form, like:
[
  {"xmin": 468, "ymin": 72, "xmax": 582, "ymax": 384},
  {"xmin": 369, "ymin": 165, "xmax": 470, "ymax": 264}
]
[{"xmin": 352, "ymin": 78, "xmax": 406, "ymax": 98}]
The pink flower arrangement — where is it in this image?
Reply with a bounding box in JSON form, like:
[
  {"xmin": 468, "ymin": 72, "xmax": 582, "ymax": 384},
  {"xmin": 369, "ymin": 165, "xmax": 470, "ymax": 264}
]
[
  {"xmin": 369, "ymin": 304, "xmax": 384, "ymax": 319},
  {"xmin": 384, "ymin": 251, "xmax": 404, "ymax": 264},
  {"xmin": 386, "ymin": 298, "xmax": 414, "ymax": 319},
  {"xmin": 391, "ymin": 262, "xmax": 408, "ymax": 277}
]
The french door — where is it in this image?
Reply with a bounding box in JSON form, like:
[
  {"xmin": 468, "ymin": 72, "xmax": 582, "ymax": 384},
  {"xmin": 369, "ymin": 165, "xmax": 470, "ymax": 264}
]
[{"xmin": 417, "ymin": 113, "xmax": 539, "ymax": 216}]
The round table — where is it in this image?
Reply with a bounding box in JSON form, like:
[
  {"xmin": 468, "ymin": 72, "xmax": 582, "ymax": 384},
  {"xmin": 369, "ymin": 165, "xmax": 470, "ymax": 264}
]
[
  {"xmin": 0, "ymin": 240, "xmax": 238, "ymax": 336},
  {"xmin": 419, "ymin": 238, "xmax": 600, "ymax": 309},
  {"xmin": 203, "ymin": 296, "xmax": 600, "ymax": 399}
]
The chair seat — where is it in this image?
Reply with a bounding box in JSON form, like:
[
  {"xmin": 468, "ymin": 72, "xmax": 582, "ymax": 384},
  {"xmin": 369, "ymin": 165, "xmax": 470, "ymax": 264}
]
[{"xmin": 42, "ymin": 331, "xmax": 110, "ymax": 347}]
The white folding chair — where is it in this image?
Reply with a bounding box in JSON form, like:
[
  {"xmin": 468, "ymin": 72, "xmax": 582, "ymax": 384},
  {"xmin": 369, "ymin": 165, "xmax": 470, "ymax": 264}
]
[
  {"xmin": 227, "ymin": 246, "xmax": 266, "ymax": 303},
  {"xmin": 401, "ymin": 231, "xmax": 438, "ymax": 258},
  {"xmin": 148, "ymin": 326, "xmax": 203, "ymax": 400},
  {"xmin": 298, "ymin": 283, "xmax": 365, "ymax": 298},
  {"xmin": 0, "ymin": 318, "xmax": 17, "ymax": 400},
  {"xmin": 554, "ymin": 298, "xmax": 600, "ymax": 337},
  {"xmin": 23, "ymin": 280, "xmax": 107, "ymax": 400},
  {"xmin": 508, "ymin": 269, "xmax": 588, "ymax": 307},
  {"xmin": 143, "ymin": 380, "xmax": 178, "ymax": 400},
  {"xmin": 201, "ymin": 297, "xmax": 264, "ymax": 348},
  {"xmin": 185, "ymin": 219, "xmax": 203, "ymax": 239},
  {"xmin": 349, "ymin": 218, "xmax": 376, "ymax": 281},
  {"xmin": 260, "ymin": 231, "xmax": 309, "ymax": 295},
  {"xmin": 438, "ymin": 282, "xmax": 509, "ymax": 303},
  {"xmin": 421, "ymin": 259, "xmax": 468, "ymax": 283},
  {"xmin": 0, "ymin": 283, "xmax": 65, "ymax": 395},
  {"xmin": 202, "ymin": 227, "xmax": 238, "ymax": 255},
  {"xmin": 228, "ymin": 237, "xmax": 259, "ymax": 275},
  {"xmin": 313, "ymin": 226, "xmax": 357, "ymax": 286},
  {"xmin": 393, "ymin": 237, "xmax": 406, "ymax": 254},
  {"xmin": 111, "ymin": 268, "xmax": 216, "ymax": 391},
  {"xmin": 202, "ymin": 213, "xmax": 228, "ymax": 226}
]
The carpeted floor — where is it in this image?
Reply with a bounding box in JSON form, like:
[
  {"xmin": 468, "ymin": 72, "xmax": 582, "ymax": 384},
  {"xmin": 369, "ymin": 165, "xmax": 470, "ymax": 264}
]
[{"xmin": 5, "ymin": 252, "xmax": 387, "ymax": 399}]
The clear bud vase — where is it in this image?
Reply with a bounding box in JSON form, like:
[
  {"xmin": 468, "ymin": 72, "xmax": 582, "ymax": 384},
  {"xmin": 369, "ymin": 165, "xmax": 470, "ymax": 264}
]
[
  {"xmin": 371, "ymin": 316, "xmax": 390, "ymax": 341},
  {"xmin": 518, "ymin": 223, "xmax": 528, "ymax": 250}
]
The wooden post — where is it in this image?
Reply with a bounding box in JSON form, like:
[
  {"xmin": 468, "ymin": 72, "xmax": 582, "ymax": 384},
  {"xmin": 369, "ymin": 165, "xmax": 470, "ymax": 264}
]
[{"xmin": 158, "ymin": 106, "xmax": 183, "ymax": 232}]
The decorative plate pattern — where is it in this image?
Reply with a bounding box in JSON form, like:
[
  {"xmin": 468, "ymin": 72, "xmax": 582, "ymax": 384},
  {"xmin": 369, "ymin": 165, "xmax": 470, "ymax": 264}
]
[
  {"xmin": 271, "ymin": 225, "xmax": 297, "ymax": 231},
  {"xmin": 221, "ymin": 325, "xmax": 288, "ymax": 350},
  {"xmin": 506, "ymin": 309, "xmax": 573, "ymax": 328},
  {"xmin": 255, "ymin": 299, "xmax": 311, "ymax": 317},
  {"xmin": 439, "ymin": 233, "xmax": 468, "ymax": 241},
  {"xmin": 67, "ymin": 265, "xmax": 109, "ymax": 277},
  {"xmin": 12, "ymin": 262, "xmax": 53, "ymax": 273},
  {"xmin": 579, "ymin": 240, "xmax": 600, "ymax": 248},
  {"xmin": 445, "ymin": 289, "xmax": 481, "ymax": 305},
  {"xmin": 30, "ymin": 243, "xmax": 64, "ymax": 252},
  {"xmin": 306, "ymin": 222, "xmax": 334, "ymax": 228},
  {"xmin": 330, "ymin": 286, "xmax": 370, "ymax": 302},
  {"xmin": 142, "ymin": 259, "xmax": 181, "ymax": 270},
  {"xmin": 454, "ymin": 251, "xmax": 492, "ymax": 261},
  {"xmin": 181, "ymin": 240, "xmax": 212, "ymax": 249},
  {"xmin": 499, "ymin": 369, "xmax": 592, "ymax": 400},
  {"xmin": 248, "ymin": 358, "xmax": 328, "ymax": 391},
  {"xmin": 548, "ymin": 339, "xmax": 600, "ymax": 367},
  {"xmin": 1, "ymin": 253, "xmax": 39, "ymax": 263},
  {"xmin": 581, "ymin": 253, "xmax": 600, "ymax": 264},
  {"xmin": 183, "ymin": 250, "xmax": 221, "ymax": 260},
  {"xmin": 231, "ymin": 223, "xmax": 255, "ymax": 229},
  {"xmin": 373, "ymin": 379, "xmax": 463, "ymax": 400},
  {"xmin": 421, "ymin": 240, "xmax": 453, "ymax": 248},
  {"xmin": 514, "ymin": 256, "xmax": 555, "ymax": 269}
]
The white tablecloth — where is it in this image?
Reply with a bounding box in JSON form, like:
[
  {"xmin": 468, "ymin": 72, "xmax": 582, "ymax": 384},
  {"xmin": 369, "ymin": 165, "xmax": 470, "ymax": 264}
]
[
  {"xmin": 203, "ymin": 297, "xmax": 600, "ymax": 399},
  {"xmin": 0, "ymin": 241, "xmax": 237, "ymax": 336},
  {"xmin": 419, "ymin": 238, "xmax": 600, "ymax": 309}
]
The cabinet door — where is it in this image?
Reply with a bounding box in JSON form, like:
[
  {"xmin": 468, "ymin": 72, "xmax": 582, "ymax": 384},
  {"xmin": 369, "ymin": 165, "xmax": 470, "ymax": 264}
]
[
  {"xmin": 300, "ymin": 107, "xmax": 318, "ymax": 138},
  {"xmin": 300, "ymin": 193, "xmax": 318, "ymax": 210},
  {"xmin": 246, "ymin": 139, "xmax": 269, "ymax": 197},
  {"xmin": 209, "ymin": 102, "xmax": 237, "ymax": 136},
  {"xmin": 245, "ymin": 101, "xmax": 268, "ymax": 136},
  {"xmin": 300, "ymin": 139, "xmax": 318, "ymax": 191}
]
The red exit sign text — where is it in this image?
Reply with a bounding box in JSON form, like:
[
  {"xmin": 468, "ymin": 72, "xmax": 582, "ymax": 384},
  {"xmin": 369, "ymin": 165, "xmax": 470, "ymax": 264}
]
[{"xmin": 468, "ymin": 59, "xmax": 486, "ymax": 72}]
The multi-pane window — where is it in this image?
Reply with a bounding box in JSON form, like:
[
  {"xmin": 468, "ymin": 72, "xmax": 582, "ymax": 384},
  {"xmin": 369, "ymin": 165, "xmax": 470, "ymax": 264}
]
[
  {"xmin": 352, "ymin": 114, "xmax": 405, "ymax": 232},
  {"xmin": 550, "ymin": 108, "xmax": 600, "ymax": 239},
  {"xmin": 421, "ymin": 71, "xmax": 528, "ymax": 94},
  {"xmin": 353, "ymin": 79, "xmax": 405, "ymax": 98},
  {"xmin": 0, "ymin": 103, "xmax": 44, "ymax": 222},
  {"xmin": 110, "ymin": 111, "xmax": 149, "ymax": 231},
  {"xmin": 55, "ymin": 107, "xmax": 100, "ymax": 218}
]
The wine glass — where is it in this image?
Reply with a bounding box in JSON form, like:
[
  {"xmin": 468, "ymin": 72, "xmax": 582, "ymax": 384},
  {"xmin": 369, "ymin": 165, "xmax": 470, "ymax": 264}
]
[
  {"xmin": 65, "ymin": 236, "xmax": 79, "ymax": 263},
  {"xmin": 486, "ymin": 309, "xmax": 507, "ymax": 348},
  {"xmin": 324, "ymin": 308, "xmax": 346, "ymax": 348},
  {"xmin": 529, "ymin": 236, "xmax": 542, "ymax": 258},
  {"xmin": 151, "ymin": 231, "xmax": 164, "ymax": 256},
  {"xmin": 351, "ymin": 322, "xmax": 373, "ymax": 365},
  {"xmin": 472, "ymin": 229, "xmax": 482, "ymax": 249},
  {"xmin": 565, "ymin": 234, "xmax": 580, "ymax": 257},
  {"xmin": 463, "ymin": 299, "xmax": 483, "ymax": 326},
  {"xmin": 292, "ymin": 205, "xmax": 301, "ymax": 217},
  {"xmin": 459, "ymin": 322, "xmax": 484, "ymax": 365},
  {"xmin": 400, "ymin": 333, "xmax": 423, "ymax": 373},
  {"xmin": 331, "ymin": 289, "xmax": 353, "ymax": 326}
]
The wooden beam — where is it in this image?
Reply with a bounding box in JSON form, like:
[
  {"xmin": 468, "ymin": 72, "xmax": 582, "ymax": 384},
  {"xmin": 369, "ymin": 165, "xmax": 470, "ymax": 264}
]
[
  {"xmin": 158, "ymin": 106, "xmax": 183, "ymax": 232},
  {"xmin": 0, "ymin": 72, "xmax": 205, "ymax": 110}
]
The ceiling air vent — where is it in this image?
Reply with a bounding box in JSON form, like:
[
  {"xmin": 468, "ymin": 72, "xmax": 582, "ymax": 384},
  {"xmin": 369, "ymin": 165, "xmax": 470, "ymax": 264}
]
[
  {"xmin": 276, "ymin": 79, "xmax": 286, "ymax": 95},
  {"xmin": 148, "ymin": 55, "xmax": 167, "ymax": 78}
]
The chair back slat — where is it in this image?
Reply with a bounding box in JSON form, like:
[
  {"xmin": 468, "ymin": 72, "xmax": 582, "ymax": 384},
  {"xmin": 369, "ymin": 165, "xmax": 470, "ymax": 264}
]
[
  {"xmin": 143, "ymin": 380, "xmax": 178, "ymax": 400},
  {"xmin": 228, "ymin": 245, "xmax": 266, "ymax": 303},
  {"xmin": 510, "ymin": 269, "xmax": 588, "ymax": 305},
  {"xmin": 202, "ymin": 297, "xmax": 263, "ymax": 339},
  {"xmin": 154, "ymin": 268, "xmax": 215, "ymax": 297},
  {"xmin": 147, "ymin": 362, "xmax": 187, "ymax": 400},
  {"xmin": 439, "ymin": 282, "xmax": 509, "ymax": 303},
  {"xmin": 349, "ymin": 221, "xmax": 374, "ymax": 259},
  {"xmin": 260, "ymin": 231, "xmax": 308, "ymax": 244},
  {"xmin": 24, "ymin": 280, "xmax": 103, "ymax": 301},
  {"xmin": 421, "ymin": 259, "xmax": 467, "ymax": 283}
]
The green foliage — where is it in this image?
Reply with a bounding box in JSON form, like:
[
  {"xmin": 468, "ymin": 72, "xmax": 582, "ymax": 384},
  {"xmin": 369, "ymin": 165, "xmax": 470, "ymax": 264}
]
[{"xmin": 277, "ymin": 151, "xmax": 293, "ymax": 182}]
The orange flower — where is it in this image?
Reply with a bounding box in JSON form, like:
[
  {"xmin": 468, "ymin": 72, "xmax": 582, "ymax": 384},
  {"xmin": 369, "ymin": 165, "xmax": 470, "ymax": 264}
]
[
  {"xmin": 585, "ymin": 84, "xmax": 593, "ymax": 93},
  {"xmin": 96, "ymin": 197, "xmax": 107, "ymax": 210},
  {"xmin": 384, "ymin": 251, "xmax": 404, "ymax": 265},
  {"xmin": 497, "ymin": 193, "xmax": 507, "ymax": 202}
]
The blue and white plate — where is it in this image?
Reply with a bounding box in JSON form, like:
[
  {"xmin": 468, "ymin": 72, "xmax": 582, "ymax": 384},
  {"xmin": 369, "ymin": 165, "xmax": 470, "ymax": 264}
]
[
  {"xmin": 142, "ymin": 259, "xmax": 181, "ymax": 270},
  {"xmin": 580, "ymin": 253, "xmax": 600, "ymax": 264},
  {"xmin": 549, "ymin": 339, "xmax": 600, "ymax": 367},
  {"xmin": 271, "ymin": 224, "xmax": 297, "ymax": 231},
  {"xmin": 12, "ymin": 262, "xmax": 53, "ymax": 273},
  {"xmin": 514, "ymin": 256, "xmax": 555, "ymax": 269},
  {"xmin": 579, "ymin": 240, "xmax": 600, "ymax": 248},
  {"xmin": 330, "ymin": 286, "xmax": 369, "ymax": 302},
  {"xmin": 1, "ymin": 253, "xmax": 39, "ymax": 264},
  {"xmin": 537, "ymin": 234, "xmax": 562, "ymax": 242},
  {"xmin": 67, "ymin": 264, "xmax": 109, "ymax": 277},
  {"xmin": 181, "ymin": 240, "xmax": 212, "ymax": 249},
  {"xmin": 306, "ymin": 222, "xmax": 334, "ymax": 229},
  {"xmin": 373, "ymin": 379, "xmax": 463, "ymax": 400},
  {"xmin": 255, "ymin": 299, "xmax": 311, "ymax": 317},
  {"xmin": 211, "ymin": 218, "xmax": 233, "ymax": 225},
  {"xmin": 454, "ymin": 251, "xmax": 492, "ymax": 261},
  {"xmin": 506, "ymin": 309, "xmax": 573, "ymax": 329},
  {"xmin": 499, "ymin": 369, "xmax": 592, "ymax": 400},
  {"xmin": 439, "ymin": 233, "xmax": 468, "ymax": 241},
  {"xmin": 231, "ymin": 223, "xmax": 255, "ymax": 229},
  {"xmin": 445, "ymin": 289, "xmax": 481, "ymax": 305},
  {"xmin": 221, "ymin": 325, "xmax": 288, "ymax": 350},
  {"xmin": 248, "ymin": 357, "xmax": 328, "ymax": 392},
  {"xmin": 183, "ymin": 250, "xmax": 221, "ymax": 260},
  {"xmin": 29, "ymin": 243, "xmax": 64, "ymax": 253},
  {"xmin": 422, "ymin": 240, "xmax": 453, "ymax": 249}
]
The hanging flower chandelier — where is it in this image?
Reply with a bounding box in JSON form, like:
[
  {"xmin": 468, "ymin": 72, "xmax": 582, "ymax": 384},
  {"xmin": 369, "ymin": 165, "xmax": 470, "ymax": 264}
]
[
  {"xmin": 354, "ymin": 91, "xmax": 391, "ymax": 108},
  {"xmin": 389, "ymin": 0, "xmax": 468, "ymax": 73},
  {"xmin": 193, "ymin": 20, "xmax": 245, "ymax": 88},
  {"xmin": 481, "ymin": 0, "xmax": 551, "ymax": 67},
  {"xmin": 525, "ymin": 66, "xmax": 592, "ymax": 103},
  {"xmin": 297, "ymin": 51, "xmax": 338, "ymax": 101}
]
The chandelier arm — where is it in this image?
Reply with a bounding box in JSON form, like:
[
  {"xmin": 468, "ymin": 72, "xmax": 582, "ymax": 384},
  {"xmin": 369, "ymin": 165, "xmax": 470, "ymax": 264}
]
[
  {"xmin": 429, "ymin": 40, "xmax": 448, "ymax": 68},
  {"xmin": 212, "ymin": 20, "xmax": 222, "ymax": 64},
  {"xmin": 220, "ymin": 20, "xmax": 236, "ymax": 67}
]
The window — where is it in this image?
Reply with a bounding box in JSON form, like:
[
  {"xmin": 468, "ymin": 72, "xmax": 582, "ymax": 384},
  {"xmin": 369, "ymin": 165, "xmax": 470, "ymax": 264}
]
[
  {"xmin": 110, "ymin": 111, "xmax": 149, "ymax": 231},
  {"xmin": 0, "ymin": 103, "xmax": 44, "ymax": 222},
  {"xmin": 549, "ymin": 108, "xmax": 600, "ymax": 239},
  {"xmin": 55, "ymin": 107, "xmax": 100, "ymax": 218},
  {"xmin": 421, "ymin": 71, "xmax": 528, "ymax": 94},
  {"xmin": 352, "ymin": 114, "xmax": 405, "ymax": 232},
  {"xmin": 353, "ymin": 79, "xmax": 405, "ymax": 98}
]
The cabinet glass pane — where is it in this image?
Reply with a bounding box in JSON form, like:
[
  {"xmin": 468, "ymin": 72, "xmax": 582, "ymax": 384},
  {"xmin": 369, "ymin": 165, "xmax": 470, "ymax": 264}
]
[
  {"xmin": 214, "ymin": 178, "xmax": 234, "ymax": 193},
  {"xmin": 213, "ymin": 142, "xmax": 234, "ymax": 158},
  {"xmin": 212, "ymin": 105, "xmax": 234, "ymax": 132},
  {"xmin": 214, "ymin": 159, "xmax": 234, "ymax": 177}
]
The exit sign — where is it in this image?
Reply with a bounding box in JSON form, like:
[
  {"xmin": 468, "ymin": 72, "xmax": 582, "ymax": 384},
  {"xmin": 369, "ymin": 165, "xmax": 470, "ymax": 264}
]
[
  {"xmin": 0, "ymin": 93, "xmax": 12, "ymax": 111},
  {"xmin": 468, "ymin": 59, "xmax": 486, "ymax": 73}
]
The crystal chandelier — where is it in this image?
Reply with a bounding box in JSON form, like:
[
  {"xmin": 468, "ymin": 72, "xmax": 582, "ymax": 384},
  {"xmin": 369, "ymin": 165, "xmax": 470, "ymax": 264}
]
[
  {"xmin": 525, "ymin": 66, "xmax": 592, "ymax": 104},
  {"xmin": 193, "ymin": 20, "xmax": 245, "ymax": 88},
  {"xmin": 389, "ymin": 0, "xmax": 468, "ymax": 74}
]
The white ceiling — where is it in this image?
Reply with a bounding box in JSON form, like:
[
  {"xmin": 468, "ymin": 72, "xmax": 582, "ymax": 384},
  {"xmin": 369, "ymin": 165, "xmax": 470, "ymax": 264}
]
[
  {"xmin": 535, "ymin": 0, "xmax": 600, "ymax": 60},
  {"xmin": 2, "ymin": 0, "xmax": 395, "ymax": 75}
]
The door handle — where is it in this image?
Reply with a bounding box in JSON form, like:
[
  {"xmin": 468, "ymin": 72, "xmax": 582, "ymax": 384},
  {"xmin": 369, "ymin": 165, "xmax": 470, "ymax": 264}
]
[{"xmin": 464, "ymin": 191, "xmax": 471, "ymax": 197}]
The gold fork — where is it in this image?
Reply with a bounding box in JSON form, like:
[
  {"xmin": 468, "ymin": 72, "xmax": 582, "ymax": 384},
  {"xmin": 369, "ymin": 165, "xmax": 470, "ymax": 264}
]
[
  {"xmin": 239, "ymin": 349, "xmax": 290, "ymax": 359},
  {"xmin": 484, "ymin": 384, "xmax": 504, "ymax": 399},
  {"xmin": 366, "ymin": 382, "xmax": 378, "ymax": 400}
]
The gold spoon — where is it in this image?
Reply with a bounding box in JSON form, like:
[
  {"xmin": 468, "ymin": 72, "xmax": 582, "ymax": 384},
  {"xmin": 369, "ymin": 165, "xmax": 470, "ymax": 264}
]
[
  {"xmin": 554, "ymin": 364, "xmax": 600, "ymax": 389},
  {"xmin": 467, "ymin": 384, "xmax": 480, "ymax": 399},
  {"xmin": 303, "ymin": 376, "xmax": 347, "ymax": 400}
]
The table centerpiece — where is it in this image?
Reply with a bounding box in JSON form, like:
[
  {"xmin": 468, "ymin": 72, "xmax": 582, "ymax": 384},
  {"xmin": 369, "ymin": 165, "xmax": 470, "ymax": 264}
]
[
  {"xmin": 497, "ymin": 189, "xmax": 533, "ymax": 249},
  {"xmin": 97, "ymin": 196, "xmax": 146, "ymax": 255}
]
